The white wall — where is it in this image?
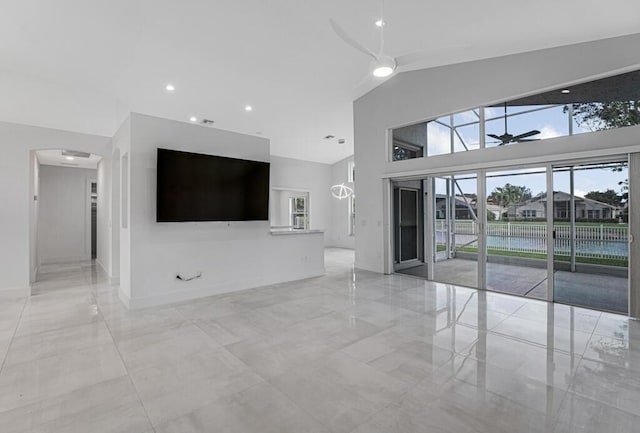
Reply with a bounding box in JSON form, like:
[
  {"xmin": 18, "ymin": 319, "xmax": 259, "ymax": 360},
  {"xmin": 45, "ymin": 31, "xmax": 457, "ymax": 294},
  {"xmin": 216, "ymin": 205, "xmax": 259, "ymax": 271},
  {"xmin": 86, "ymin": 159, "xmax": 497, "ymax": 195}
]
[
  {"xmin": 270, "ymin": 189, "xmax": 286, "ymax": 227},
  {"xmin": 0, "ymin": 121, "xmax": 111, "ymax": 293},
  {"xmin": 29, "ymin": 152, "xmax": 40, "ymax": 283},
  {"xmin": 96, "ymin": 158, "xmax": 111, "ymax": 275},
  {"xmin": 353, "ymin": 33, "xmax": 640, "ymax": 273},
  {"xmin": 329, "ymin": 155, "xmax": 355, "ymax": 249},
  {"xmin": 270, "ymin": 156, "xmax": 332, "ymax": 239},
  {"xmin": 113, "ymin": 118, "xmax": 131, "ymax": 299},
  {"xmin": 120, "ymin": 113, "xmax": 325, "ymax": 308},
  {"xmin": 110, "ymin": 147, "xmax": 121, "ymax": 285},
  {"xmin": 37, "ymin": 165, "xmax": 97, "ymax": 264}
]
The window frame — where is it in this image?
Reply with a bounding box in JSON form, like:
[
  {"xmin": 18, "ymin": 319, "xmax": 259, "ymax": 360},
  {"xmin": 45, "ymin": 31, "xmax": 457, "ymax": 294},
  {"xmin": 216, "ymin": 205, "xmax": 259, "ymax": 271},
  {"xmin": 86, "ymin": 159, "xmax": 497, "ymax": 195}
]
[{"xmin": 289, "ymin": 195, "xmax": 309, "ymax": 230}]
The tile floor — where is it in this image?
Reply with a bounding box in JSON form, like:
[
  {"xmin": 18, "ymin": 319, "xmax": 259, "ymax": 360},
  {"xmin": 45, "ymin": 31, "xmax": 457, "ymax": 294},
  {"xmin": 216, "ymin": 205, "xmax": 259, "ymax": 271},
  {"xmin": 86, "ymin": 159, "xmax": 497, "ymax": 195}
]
[{"xmin": 1, "ymin": 248, "xmax": 639, "ymax": 432}]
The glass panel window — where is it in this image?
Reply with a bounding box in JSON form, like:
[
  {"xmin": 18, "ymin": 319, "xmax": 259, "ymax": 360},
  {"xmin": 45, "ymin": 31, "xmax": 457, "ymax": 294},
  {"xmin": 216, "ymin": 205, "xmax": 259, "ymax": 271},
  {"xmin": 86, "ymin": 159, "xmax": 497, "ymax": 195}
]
[
  {"xmin": 289, "ymin": 196, "xmax": 308, "ymax": 230},
  {"xmin": 553, "ymin": 162, "xmax": 628, "ymax": 313},
  {"xmin": 392, "ymin": 122, "xmax": 426, "ymax": 161},
  {"xmin": 390, "ymin": 71, "xmax": 640, "ymax": 163},
  {"xmin": 485, "ymin": 104, "xmax": 568, "ymax": 148},
  {"xmin": 427, "ymin": 120, "xmax": 452, "ymax": 157},
  {"xmin": 392, "ymin": 110, "xmax": 481, "ymax": 161},
  {"xmin": 486, "ymin": 168, "xmax": 547, "ymax": 299}
]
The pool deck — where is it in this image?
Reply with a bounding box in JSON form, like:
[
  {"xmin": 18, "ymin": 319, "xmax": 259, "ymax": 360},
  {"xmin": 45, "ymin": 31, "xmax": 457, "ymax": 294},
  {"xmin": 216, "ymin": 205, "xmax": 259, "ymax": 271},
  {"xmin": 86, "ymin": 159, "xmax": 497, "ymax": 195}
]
[{"xmin": 398, "ymin": 258, "xmax": 628, "ymax": 313}]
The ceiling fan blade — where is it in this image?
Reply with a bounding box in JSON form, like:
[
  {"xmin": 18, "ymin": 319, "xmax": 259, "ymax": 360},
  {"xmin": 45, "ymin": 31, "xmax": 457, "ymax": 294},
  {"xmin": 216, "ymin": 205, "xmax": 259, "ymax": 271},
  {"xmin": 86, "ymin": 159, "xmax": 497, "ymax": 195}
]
[
  {"xmin": 329, "ymin": 19, "xmax": 378, "ymax": 61},
  {"xmin": 487, "ymin": 134, "xmax": 502, "ymax": 140},
  {"xmin": 395, "ymin": 51, "xmax": 429, "ymax": 67},
  {"xmin": 511, "ymin": 130, "xmax": 541, "ymax": 141},
  {"xmin": 395, "ymin": 45, "xmax": 472, "ymax": 67}
]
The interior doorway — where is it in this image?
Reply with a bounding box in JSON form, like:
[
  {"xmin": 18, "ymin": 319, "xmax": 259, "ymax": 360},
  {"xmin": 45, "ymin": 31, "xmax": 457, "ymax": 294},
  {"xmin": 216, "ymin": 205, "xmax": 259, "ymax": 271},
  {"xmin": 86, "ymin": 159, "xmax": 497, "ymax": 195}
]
[
  {"xmin": 32, "ymin": 149, "xmax": 102, "ymax": 293},
  {"xmin": 91, "ymin": 181, "xmax": 97, "ymax": 260}
]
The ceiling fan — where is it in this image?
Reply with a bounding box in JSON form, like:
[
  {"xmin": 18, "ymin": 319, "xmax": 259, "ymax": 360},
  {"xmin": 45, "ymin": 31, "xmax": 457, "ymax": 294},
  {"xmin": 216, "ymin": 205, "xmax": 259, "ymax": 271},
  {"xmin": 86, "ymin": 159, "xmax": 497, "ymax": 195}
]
[
  {"xmin": 329, "ymin": 1, "xmax": 434, "ymax": 78},
  {"xmin": 488, "ymin": 103, "xmax": 541, "ymax": 145},
  {"xmin": 330, "ymin": 18, "xmax": 396, "ymax": 77}
]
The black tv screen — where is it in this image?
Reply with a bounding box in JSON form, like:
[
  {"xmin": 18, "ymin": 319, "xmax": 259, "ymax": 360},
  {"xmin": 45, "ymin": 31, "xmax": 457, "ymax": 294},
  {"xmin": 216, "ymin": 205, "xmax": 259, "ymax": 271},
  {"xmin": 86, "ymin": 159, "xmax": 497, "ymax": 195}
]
[{"xmin": 156, "ymin": 148, "xmax": 270, "ymax": 222}]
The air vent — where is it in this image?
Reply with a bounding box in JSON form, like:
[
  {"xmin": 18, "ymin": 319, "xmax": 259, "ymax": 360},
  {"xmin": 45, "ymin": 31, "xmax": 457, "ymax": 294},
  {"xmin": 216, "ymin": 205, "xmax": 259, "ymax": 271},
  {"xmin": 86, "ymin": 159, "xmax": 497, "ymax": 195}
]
[
  {"xmin": 338, "ymin": 139, "xmax": 345, "ymax": 144},
  {"xmin": 61, "ymin": 162, "xmax": 80, "ymax": 166},
  {"xmin": 61, "ymin": 150, "xmax": 91, "ymax": 158}
]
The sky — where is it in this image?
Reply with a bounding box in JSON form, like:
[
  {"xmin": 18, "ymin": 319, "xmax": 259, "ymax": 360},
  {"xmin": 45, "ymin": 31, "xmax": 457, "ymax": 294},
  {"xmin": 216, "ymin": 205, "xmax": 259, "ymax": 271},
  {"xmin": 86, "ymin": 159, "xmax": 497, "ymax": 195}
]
[{"xmin": 423, "ymin": 104, "xmax": 628, "ymax": 198}]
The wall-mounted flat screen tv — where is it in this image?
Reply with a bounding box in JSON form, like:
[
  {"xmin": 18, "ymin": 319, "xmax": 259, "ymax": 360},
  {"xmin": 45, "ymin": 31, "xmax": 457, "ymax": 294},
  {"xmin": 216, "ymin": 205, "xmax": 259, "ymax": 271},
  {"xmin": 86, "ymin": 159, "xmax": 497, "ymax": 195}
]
[{"xmin": 156, "ymin": 148, "xmax": 270, "ymax": 222}]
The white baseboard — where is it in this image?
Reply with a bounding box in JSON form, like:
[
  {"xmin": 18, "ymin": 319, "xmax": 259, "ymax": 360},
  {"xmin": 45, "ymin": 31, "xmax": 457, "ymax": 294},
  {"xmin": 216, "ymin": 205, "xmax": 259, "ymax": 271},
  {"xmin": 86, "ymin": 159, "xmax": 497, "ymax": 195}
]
[
  {"xmin": 95, "ymin": 259, "xmax": 107, "ymax": 275},
  {"xmin": 122, "ymin": 270, "xmax": 325, "ymax": 310},
  {"xmin": 354, "ymin": 260, "xmax": 383, "ymax": 274},
  {"xmin": 39, "ymin": 255, "xmax": 92, "ymax": 265},
  {"xmin": 95, "ymin": 259, "xmax": 120, "ymax": 286},
  {"xmin": 118, "ymin": 287, "xmax": 131, "ymax": 309}
]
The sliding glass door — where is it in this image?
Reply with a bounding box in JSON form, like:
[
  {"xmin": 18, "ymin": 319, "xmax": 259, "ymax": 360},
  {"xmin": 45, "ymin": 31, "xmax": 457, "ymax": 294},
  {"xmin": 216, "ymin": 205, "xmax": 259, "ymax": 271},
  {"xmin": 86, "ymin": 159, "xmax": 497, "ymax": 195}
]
[
  {"xmin": 391, "ymin": 159, "xmax": 630, "ymax": 314},
  {"xmin": 485, "ymin": 168, "xmax": 548, "ymax": 298},
  {"xmin": 432, "ymin": 174, "xmax": 478, "ymax": 288},
  {"xmin": 552, "ymin": 162, "xmax": 629, "ymax": 313}
]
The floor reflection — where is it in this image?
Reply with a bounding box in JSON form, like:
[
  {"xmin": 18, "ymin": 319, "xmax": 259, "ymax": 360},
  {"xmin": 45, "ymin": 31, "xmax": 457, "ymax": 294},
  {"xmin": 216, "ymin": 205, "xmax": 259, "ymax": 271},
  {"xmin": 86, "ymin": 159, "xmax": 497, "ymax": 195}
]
[{"xmin": 1, "ymin": 248, "xmax": 638, "ymax": 433}]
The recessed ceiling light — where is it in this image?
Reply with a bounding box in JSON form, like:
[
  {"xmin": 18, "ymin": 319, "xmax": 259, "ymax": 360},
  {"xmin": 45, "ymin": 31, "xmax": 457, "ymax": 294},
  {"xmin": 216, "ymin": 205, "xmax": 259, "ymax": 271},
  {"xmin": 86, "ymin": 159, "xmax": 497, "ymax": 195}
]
[
  {"xmin": 561, "ymin": 89, "xmax": 571, "ymax": 94},
  {"xmin": 65, "ymin": 156, "xmax": 75, "ymax": 161},
  {"xmin": 374, "ymin": 19, "xmax": 387, "ymax": 27},
  {"xmin": 165, "ymin": 84, "xmax": 175, "ymax": 92},
  {"xmin": 245, "ymin": 105, "xmax": 253, "ymax": 112},
  {"xmin": 189, "ymin": 116, "xmax": 197, "ymax": 122}
]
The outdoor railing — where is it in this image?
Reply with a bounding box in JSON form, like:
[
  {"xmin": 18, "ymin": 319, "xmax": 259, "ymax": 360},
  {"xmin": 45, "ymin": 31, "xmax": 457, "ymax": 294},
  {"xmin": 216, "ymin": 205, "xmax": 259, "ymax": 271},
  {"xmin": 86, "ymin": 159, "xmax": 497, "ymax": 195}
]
[{"xmin": 435, "ymin": 220, "xmax": 628, "ymax": 261}]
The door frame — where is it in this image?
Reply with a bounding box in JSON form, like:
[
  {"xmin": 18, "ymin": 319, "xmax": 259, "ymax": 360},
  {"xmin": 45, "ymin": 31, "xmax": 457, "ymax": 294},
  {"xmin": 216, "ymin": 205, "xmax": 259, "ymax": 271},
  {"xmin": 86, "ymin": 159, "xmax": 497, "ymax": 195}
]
[
  {"xmin": 549, "ymin": 159, "xmax": 630, "ymax": 313},
  {"xmin": 395, "ymin": 186, "xmax": 421, "ymax": 265},
  {"xmin": 387, "ymin": 154, "xmax": 632, "ymax": 314},
  {"xmin": 86, "ymin": 177, "xmax": 97, "ymax": 261}
]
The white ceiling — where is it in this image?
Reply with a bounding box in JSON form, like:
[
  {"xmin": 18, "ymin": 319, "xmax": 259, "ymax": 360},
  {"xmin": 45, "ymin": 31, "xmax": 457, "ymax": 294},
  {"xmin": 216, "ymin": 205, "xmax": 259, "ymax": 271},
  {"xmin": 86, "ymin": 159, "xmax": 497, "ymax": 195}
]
[
  {"xmin": 1, "ymin": 1, "xmax": 639, "ymax": 164},
  {"xmin": 36, "ymin": 150, "xmax": 102, "ymax": 169}
]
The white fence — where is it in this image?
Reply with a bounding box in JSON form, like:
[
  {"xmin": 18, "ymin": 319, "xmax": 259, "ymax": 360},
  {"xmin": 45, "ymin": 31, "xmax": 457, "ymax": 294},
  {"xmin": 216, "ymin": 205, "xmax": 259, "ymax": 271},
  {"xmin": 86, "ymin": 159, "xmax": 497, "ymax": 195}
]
[{"xmin": 435, "ymin": 221, "xmax": 628, "ymax": 260}]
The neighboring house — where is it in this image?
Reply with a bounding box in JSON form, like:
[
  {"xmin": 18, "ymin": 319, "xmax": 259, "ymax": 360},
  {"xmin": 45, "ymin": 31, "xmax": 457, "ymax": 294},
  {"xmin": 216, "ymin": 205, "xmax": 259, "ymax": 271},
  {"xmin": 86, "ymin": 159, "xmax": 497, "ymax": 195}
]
[
  {"xmin": 436, "ymin": 194, "xmax": 477, "ymax": 220},
  {"xmin": 508, "ymin": 191, "xmax": 620, "ymax": 220},
  {"xmin": 486, "ymin": 204, "xmax": 503, "ymax": 220}
]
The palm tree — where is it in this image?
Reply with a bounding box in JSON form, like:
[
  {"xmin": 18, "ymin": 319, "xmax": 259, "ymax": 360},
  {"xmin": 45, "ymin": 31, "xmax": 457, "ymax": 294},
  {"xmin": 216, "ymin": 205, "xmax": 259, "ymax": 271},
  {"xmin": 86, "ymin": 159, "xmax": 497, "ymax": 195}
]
[{"xmin": 489, "ymin": 184, "xmax": 532, "ymax": 219}]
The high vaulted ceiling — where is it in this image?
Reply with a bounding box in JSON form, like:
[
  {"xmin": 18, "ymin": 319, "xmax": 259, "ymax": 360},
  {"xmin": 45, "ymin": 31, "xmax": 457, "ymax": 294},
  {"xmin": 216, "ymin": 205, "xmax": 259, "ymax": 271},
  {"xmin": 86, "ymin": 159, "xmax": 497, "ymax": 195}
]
[{"xmin": 1, "ymin": 1, "xmax": 639, "ymax": 164}]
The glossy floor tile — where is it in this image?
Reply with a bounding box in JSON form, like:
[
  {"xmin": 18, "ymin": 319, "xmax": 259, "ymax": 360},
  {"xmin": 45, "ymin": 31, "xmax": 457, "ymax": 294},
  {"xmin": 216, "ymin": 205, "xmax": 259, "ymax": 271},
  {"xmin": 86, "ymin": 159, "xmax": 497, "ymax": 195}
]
[{"xmin": 0, "ymin": 248, "xmax": 639, "ymax": 432}]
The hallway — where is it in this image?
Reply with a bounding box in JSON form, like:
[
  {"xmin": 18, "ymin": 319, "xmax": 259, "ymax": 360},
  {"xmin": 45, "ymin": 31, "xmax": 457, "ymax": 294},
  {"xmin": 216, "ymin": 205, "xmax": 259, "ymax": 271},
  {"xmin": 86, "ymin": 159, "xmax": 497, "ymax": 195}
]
[{"xmin": 33, "ymin": 261, "xmax": 104, "ymax": 295}]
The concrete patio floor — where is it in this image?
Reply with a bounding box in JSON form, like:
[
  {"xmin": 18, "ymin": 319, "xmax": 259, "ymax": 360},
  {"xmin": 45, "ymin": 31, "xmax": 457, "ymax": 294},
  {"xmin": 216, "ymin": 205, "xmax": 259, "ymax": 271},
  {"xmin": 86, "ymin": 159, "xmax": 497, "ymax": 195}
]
[{"xmin": 397, "ymin": 259, "xmax": 628, "ymax": 314}]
